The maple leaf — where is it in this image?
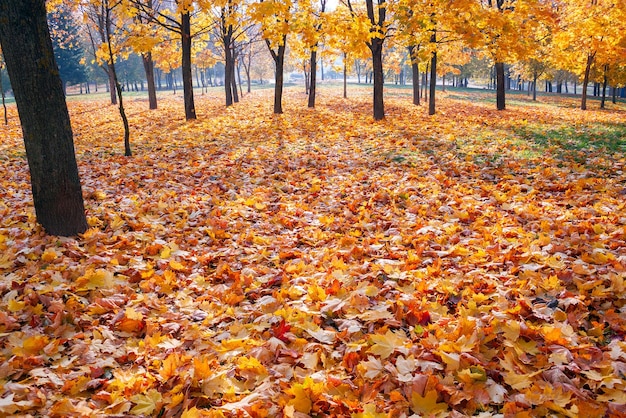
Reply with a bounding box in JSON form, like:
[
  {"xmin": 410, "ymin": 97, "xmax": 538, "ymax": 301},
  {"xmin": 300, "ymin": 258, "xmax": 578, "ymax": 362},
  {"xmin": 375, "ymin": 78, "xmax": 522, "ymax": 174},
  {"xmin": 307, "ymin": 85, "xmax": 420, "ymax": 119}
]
[
  {"xmin": 352, "ymin": 403, "xmax": 388, "ymax": 418},
  {"xmin": 130, "ymin": 389, "xmax": 162, "ymax": 415},
  {"xmin": 410, "ymin": 390, "xmax": 448, "ymax": 416},
  {"xmin": 271, "ymin": 318, "xmax": 292, "ymax": 342},
  {"xmin": 360, "ymin": 355, "xmax": 384, "ymax": 379},
  {"xmin": 368, "ymin": 329, "xmax": 408, "ymax": 359}
]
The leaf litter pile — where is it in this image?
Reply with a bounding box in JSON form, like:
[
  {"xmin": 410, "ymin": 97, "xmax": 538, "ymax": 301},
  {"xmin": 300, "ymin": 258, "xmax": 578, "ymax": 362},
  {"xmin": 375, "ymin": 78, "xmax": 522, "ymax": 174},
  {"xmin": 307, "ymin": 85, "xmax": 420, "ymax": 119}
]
[{"xmin": 0, "ymin": 88, "xmax": 625, "ymax": 417}]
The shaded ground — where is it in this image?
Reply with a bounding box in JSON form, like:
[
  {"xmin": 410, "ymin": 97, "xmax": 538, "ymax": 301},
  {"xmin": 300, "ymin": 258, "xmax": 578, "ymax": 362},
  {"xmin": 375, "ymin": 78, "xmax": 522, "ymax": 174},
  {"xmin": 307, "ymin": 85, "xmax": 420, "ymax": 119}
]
[{"xmin": 0, "ymin": 87, "xmax": 625, "ymax": 417}]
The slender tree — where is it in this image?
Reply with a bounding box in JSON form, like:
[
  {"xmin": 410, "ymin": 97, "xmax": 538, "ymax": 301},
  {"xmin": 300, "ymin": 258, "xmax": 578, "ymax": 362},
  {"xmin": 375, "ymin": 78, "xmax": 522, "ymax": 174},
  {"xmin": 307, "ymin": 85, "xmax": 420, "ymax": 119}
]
[
  {"xmin": 128, "ymin": 0, "xmax": 212, "ymax": 119},
  {"xmin": 346, "ymin": 0, "xmax": 389, "ymax": 120},
  {"xmin": 0, "ymin": 0, "xmax": 88, "ymax": 236},
  {"xmin": 251, "ymin": 0, "xmax": 293, "ymax": 114},
  {"xmin": 0, "ymin": 58, "xmax": 7, "ymax": 125}
]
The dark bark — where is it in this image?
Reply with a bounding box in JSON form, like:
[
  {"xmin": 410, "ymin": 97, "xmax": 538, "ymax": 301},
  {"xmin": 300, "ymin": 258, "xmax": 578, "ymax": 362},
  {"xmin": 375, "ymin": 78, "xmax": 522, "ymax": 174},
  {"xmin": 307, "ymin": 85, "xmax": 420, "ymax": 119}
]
[
  {"xmin": 495, "ymin": 62, "xmax": 505, "ymax": 110},
  {"xmin": 107, "ymin": 62, "xmax": 117, "ymax": 104},
  {"xmin": 408, "ymin": 45, "xmax": 419, "ymax": 106},
  {"xmin": 581, "ymin": 53, "xmax": 594, "ymax": 110},
  {"xmin": 429, "ymin": 48, "xmax": 436, "ymax": 115},
  {"xmin": 343, "ymin": 52, "xmax": 347, "ymax": 99},
  {"xmin": 370, "ymin": 38, "xmax": 384, "ymax": 120},
  {"xmin": 223, "ymin": 13, "xmax": 235, "ymax": 107},
  {"xmin": 0, "ymin": 0, "xmax": 87, "ymax": 235},
  {"xmin": 600, "ymin": 64, "xmax": 608, "ymax": 109},
  {"xmin": 181, "ymin": 11, "xmax": 196, "ymax": 119},
  {"xmin": 532, "ymin": 71, "xmax": 537, "ymax": 101},
  {"xmin": 308, "ymin": 49, "xmax": 317, "ymax": 108},
  {"xmin": 0, "ymin": 66, "xmax": 7, "ymax": 125},
  {"xmin": 142, "ymin": 51, "xmax": 157, "ymax": 109},
  {"xmin": 428, "ymin": 31, "xmax": 436, "ymax": 115},
  {"xmin": 266, "ymin": 37, "xmax": 286, "ymax": 114},
  {"xmin": 104, "ymin": 4, "xmax": 131, "ymax": 157},
  {"xmin": 244, "ymin": 56, "xmax": 251, "ymax": 93}
]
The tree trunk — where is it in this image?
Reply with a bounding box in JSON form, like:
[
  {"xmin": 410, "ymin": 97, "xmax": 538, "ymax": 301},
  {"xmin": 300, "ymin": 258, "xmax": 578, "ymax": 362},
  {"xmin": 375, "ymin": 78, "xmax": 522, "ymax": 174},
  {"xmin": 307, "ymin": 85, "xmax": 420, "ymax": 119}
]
[
  {"xmin": 104, "ymin": 6, "xmax": 131, "ymax": 157},
  {"xmin": 532, "ymin": 72, "xmax": 537, "ymax": 101},
  {"xmin": 343, "ymin": 52, "xmax": 347, "ymax": 99},
  {"xmin": 370, "ymin": 38, "xmax": 384, "ymax": 120},
  {"xmin": 237, "ymin": 59, "xmax": 243, "ymax": 99},
  {"xmin": 224, "ymin": 32, "xmax": 234, "ymax": 106},
  {"xmin": 245, "ymin": 57, "xmax": 251, "ymax": 93},
  {"xmin": 0, "ymin": 0, "xmax": 87, "ymax": 236},
  {"xmin": 495, "ymin": 62, "xmax": 505, "ymax": 110},
  {"xmin": 181, "ymin": 11, "xmax": 196, "ymax": 119},
  {"xmin": 231, "ymin": 58, "xmax": 239, "ymax": 103},
  {"xmin": 408, "ymin": 45, "xmax": 419, "ymax": 106},
  {"xmin": 0, "ymin": 66, "xmax": 7, "ymax": 125},
  {"xmin": 429, "ymin": 32, "xmax": 436, "ymax": 115},
  {"xmin": 581, "ymin": 53, "xmax": 594, "ymax": 110},
  {"xmin": 266, "ymin": 38, "xmax": 286, "ymax": 114},
  {"xmin": 142, "ymin": 51, "xmax": 157, "ymax": 109},
  {"xmin": 308, "ymin": 48, "xmax": 317, "ymax": 108},
  {"xmin": 600, "ymin": 64, "xmax": 608, "ymax": 109},
  {"xmin": 429, "ymin": 54, "xmax": 437, "ymax": 115},
  {"xmin": 424, "ymin": 64, "xmax": 429, "ymax": 101},
  {"xmin": 107, "ymin": 62, "xmax": 117, "ymax": 105}
]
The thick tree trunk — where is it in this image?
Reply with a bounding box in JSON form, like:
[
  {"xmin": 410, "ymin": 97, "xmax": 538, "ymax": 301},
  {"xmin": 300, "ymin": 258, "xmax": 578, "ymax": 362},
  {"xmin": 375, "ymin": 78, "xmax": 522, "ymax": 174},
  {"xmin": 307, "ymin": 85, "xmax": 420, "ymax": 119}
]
[
  {"xmin": 142, "ymin": 51, "xmax": 157, "ymax": 109},
  {"xmin": 370, "ymin": 38, "xmax": 384, "ymax": 120},
  {"xmin": 581, "ymin": 53, "xmax": 594, "ymax": 110},
  {"xmin": 408, "ymin": 45, "xmax": 419, "ymax": 106},
  {"xmin": 495, "ymin": 62, "xmax": 505, "ymax": 110},
  {"xmin": 181, "ymin": 11, "xmax": 196, "ymax": 120},
  {"xmin": 532, "ymin": 72, "xmax": 537, "ymax": 101},
  {"xmin": 308, "ymin": 49, "xmax": 317, "ymax": 108},
  {"xmin": 0, "ymin": 0, "xmax": 87, "ymax": 236}
]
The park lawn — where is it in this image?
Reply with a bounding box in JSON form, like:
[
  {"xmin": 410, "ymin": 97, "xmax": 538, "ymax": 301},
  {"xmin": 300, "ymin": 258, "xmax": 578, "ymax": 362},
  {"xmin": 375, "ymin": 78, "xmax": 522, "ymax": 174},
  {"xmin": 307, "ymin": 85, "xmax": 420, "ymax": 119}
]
[{"xmin": 0, "ymin": 86, "xmax": 625, "ymax": 416}]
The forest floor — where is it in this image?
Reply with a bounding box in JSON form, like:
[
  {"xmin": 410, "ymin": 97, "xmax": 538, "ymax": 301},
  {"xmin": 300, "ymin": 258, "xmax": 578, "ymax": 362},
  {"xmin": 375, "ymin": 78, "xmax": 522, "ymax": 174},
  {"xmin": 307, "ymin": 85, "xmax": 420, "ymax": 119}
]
[{"xmin": 0, "ymin": 86, "xmax": 625, "ymax": 417}]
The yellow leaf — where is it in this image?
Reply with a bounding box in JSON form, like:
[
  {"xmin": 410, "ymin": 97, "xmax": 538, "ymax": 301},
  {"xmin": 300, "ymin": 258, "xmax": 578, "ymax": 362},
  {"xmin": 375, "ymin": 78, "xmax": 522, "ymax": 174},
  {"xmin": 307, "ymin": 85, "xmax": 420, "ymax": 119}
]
[
  {"xmin": 21, "ymin": 335, "xmax": 49, "ymax": 355},
  {"xmin": 125, "ymin": 307, "xmax": 144, "ymax": 321},
  {"xmin": 368, "ymin": 330, "xmax": 408, "ymax": 359},
  {"xmin": 287, "ymin": 382, "xmax": 311, "ymax": 414},
  {"xmin": 410, "ymin": 390, "xmax": 448, "ymax": 415},
  {"xmin": 160, "ymin": 353, "xmax": 182, "ymax": 381},
  {"xmin": 130, "ymin": 389, "xmax": 162, "ymax": 415},
  {"xmin": 182, "ymin": 407, "xmax": 215, "ymax": 418},
  {"xmin": 351, "ymin": 403, "xmax": 388, "ymax": 418},
  {"xmin": 160, "ymin": 245, "xmax": 172, "ymax": 259},
  {"xmin": 308, "ymin": 284, "xmax": 327, "ymax": 302},
  {"xmin": 286, "ymin": 377, "xmax": 325, "ymax": 414},
  {"xmin": 169, "ymin": 260, "xmax": 186, "ymax": 271},
  {"xmin": 7, "ymin": 299, "xmax": 26, "ymax": 312},
  {"xmin": 75, "ymin": 269, "xmax": 114, "ymax": 290},
  {"xmin": 41, "ymin": 248, "xmax": 57, "ymax": 262},
  {"xmin": 236, "ymin": 356, "xmax": 267, "ymax": 375}
]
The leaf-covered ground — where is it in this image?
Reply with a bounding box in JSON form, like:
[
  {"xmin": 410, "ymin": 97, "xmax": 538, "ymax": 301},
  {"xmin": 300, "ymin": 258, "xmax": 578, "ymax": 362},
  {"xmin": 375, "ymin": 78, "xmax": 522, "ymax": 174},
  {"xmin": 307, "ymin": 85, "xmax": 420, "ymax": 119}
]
[{"xmin": 1, "ymin": 87, "xmax": 625, "ymax": 417}]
